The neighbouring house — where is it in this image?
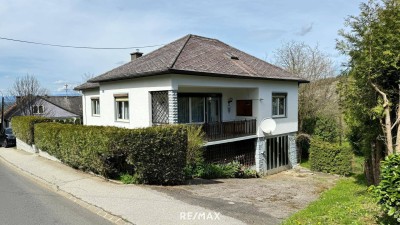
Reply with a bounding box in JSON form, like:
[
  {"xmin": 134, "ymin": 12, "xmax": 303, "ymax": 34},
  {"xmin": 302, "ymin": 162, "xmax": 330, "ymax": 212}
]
[
  {"xmin": 74, "ymin": 34, "xmax": 308, "ymax": 175},
  {"xmin": 3, "ymin": 96, "xmax": 83, "ymax": 128}
]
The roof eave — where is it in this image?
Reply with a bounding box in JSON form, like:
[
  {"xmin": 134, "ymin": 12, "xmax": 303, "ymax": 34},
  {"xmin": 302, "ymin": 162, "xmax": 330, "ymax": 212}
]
[
  {"xmin": 90, "ymin": 69, "xmax": 171, "ymax": 83},
  {"xmin": 169, "ymin": 69, "xmax": 310, "ymax": 83},
  {"xmin": 73, "ymin": 86, "xmax": 100, "ymax": 91},
  {"xmin": 89, "ymin": 69, "xmax": 309, "ymax": 84}
]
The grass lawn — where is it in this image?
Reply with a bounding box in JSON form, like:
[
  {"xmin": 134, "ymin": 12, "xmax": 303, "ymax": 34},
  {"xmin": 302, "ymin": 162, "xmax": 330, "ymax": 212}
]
[
  {"xmin": 299, "ymin": 158, "xmax": 310, "ymax": 169},
  {"xmin": 282, "ymin": 156, "xmax": 395, "ymax": 225}
]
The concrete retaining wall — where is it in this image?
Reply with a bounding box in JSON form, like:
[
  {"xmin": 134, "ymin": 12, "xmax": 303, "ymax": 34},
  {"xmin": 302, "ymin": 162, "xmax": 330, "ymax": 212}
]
[{"xmin": 16, "ymin": 138, "xmax": 60, "ymax": 162}]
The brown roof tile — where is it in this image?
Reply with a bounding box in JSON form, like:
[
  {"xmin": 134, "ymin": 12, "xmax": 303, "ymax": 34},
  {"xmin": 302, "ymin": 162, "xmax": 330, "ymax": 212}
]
[
  {"xmin": 89, "ymin": 34, "xmax": 307, "ymax": 83},
  {"xmin": 74, "ymin": 82, "xmax": 99, "ymax": 91}
]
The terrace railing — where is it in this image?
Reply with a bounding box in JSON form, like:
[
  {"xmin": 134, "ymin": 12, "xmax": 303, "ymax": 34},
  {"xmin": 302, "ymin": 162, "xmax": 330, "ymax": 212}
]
[{"xmin": 202, "ymin": 119, "xmax": 257, "ymax": 142}]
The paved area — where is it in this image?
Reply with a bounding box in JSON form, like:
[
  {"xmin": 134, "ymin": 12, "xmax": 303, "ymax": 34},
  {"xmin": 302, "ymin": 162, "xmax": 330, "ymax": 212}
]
[
  {"xmin": 0, "ymin": 147, "xmax": 244, "ymax": 225},
  {"xmin": 153, "ymin": 169, "xmax": 339, "ymax": 224},
  {"xmin": 0, "ymin": 160, "xmax": 113, "ymax": 225}
]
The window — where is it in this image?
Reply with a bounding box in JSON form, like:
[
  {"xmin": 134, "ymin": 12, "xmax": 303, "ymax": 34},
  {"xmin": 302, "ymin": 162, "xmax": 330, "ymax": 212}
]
[
  {"xmin": 91, "ymin": 98, "xmax": 100, "ymax": 115},
  {"xmin": 115, "ymin": 95, "xmax": 129, "ymax": 121},
  {"xmin": 38, "ymin": 105, "xmax": 44, "ymax": 114},
  {"xmin": 236, "ymin": 100, "xmax": 252, "ymax": 116},
  {"xmin": 33, "ymin": 105, "xmax": 44, "ymax": 114},
  {"xmin": 272, "ymin": 94, "xmax": 286, "ymax": 117},
  {"xmin": 151, "ymin": 91, "xmax": 169, "ymax": 124},
  {"xmin": 178, "ymin": 97, "xmax": 205, "ymax": 123},
  {"xmin": 33, "ymin": 106, "xmax": 38, "ymax": 114}
]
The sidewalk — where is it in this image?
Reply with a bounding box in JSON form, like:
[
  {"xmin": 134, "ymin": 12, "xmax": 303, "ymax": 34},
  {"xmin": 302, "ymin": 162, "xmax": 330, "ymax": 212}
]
[{"xmin": 0, "ymin": 147, "xmax": 245, "ymax": 225}]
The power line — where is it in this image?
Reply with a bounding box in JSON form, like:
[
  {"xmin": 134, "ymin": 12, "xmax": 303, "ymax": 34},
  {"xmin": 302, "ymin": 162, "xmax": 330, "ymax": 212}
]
[{"xmin": 0, "ymin": 36, "xmax": 164, "ymax": 50}]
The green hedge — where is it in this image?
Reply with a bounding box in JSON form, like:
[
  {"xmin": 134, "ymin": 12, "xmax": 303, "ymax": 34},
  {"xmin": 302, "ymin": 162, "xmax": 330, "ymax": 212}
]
[
  {"xmin": 11, "ymin": 116, "xmax": 51, "ymax": 145},
  {"xmin": 373, "ymin": 154, "xmax": 400, "ymax": 222},
  {"xmin": 34, "ymin": 123, "xmax": 187, "ymax": 185},
  {"xmin": 309, "ymin": 139, "xmax": 352, "ymax": 176}
]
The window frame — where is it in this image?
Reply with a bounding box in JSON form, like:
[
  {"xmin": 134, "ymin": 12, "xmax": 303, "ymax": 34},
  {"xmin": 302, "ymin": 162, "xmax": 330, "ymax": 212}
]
[
  {"xmin": 177, "ymin": 93, "xmax": 221, "ymax": 124},
  {"xmin": 91, "ymin": 97, "xmax": 100, "ymax": 116},
  {"xmin": 272, "ymin": 93, "xmax": 287, "ymax": 118},
  {"xmin": 114, "ymin": 94, "xmax": 129, "ymax": 122},
  {"xmin": 33, "ymin": 105, "xmax": 38, "ymax": 114},
  {"xmin": 38, "ymin": 105, "xmax": 44, "ymax": 114},
  {"xmin": 33, "ymin": 105, "xmax": 44, "ymax": 114}
]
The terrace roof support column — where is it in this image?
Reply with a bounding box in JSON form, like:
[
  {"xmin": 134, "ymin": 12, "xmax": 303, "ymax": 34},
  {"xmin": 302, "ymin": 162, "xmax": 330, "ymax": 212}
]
[{"xmin": 168, "ymin": 90, "xmax": 178, "ymax": 124}]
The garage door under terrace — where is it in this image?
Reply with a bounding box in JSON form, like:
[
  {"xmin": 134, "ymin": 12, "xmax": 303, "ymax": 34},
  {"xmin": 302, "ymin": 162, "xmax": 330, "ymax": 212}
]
[{"xmin": 265, "ymin": 135, "xmax": 290, "ymax": 174}]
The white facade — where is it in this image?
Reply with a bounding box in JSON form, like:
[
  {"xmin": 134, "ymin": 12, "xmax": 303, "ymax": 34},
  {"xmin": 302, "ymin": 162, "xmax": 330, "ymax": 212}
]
[{"xmin": 81, "ymin": 74, "xmax": 298, "ymax": 137}]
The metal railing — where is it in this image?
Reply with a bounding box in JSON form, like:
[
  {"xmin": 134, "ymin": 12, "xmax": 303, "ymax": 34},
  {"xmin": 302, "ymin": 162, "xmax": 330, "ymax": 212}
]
[{"xmin": 202, "ymin": 119, "xmax": 257, "ymax": 142}]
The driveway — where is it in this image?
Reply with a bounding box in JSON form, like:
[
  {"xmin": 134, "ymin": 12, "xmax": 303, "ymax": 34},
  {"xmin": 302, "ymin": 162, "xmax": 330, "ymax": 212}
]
[{"xmin": 152, "ymin": 168, "xmax": 340, "ymax": 225}]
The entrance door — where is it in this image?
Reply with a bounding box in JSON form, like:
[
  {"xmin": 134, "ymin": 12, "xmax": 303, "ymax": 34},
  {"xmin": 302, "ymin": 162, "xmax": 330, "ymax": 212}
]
[{"xmin": 206, "ymin": 97, "xmax": 220, "ymax": 123}]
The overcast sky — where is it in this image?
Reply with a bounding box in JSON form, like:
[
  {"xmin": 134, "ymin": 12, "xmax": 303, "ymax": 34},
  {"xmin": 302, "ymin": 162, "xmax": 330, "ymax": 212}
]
[{"xmin": 0, "ymin": 0, "xmax": 363, "ymax": 95}]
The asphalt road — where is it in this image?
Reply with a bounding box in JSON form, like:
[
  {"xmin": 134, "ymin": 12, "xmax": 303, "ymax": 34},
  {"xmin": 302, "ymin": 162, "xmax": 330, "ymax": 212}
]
[{"xmin": 0, "ymin": 159, "xmax": 114, "ymax": 225}]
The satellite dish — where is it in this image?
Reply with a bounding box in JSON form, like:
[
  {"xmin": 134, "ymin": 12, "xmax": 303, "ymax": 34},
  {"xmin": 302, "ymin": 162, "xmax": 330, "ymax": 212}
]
[{"xmin": 260, "ymin": 118, "xmax": 276, "ymax": 135}]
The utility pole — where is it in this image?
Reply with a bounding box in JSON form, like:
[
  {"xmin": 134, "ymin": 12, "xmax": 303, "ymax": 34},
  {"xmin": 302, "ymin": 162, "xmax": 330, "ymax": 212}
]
[
  {"xmin": 64, "ymin": 84, "xmax": 68, "ymax": 98},
  {"xmin": 1, "ymin": 96, "xmax": 4, "ymax": 132}
]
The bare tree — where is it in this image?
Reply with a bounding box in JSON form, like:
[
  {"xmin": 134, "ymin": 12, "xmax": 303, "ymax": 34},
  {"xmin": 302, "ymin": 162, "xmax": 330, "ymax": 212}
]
[
  {"xmin": 8, "ymin": 74, "xmax": 48, "ymax": 116},
  {"xmin": 81, "ymin": 73, "xmax": 95, "ymax": 83},
  {"xmin": 273, "ymin": 41, "xmax": 338, "ymax": 132}
]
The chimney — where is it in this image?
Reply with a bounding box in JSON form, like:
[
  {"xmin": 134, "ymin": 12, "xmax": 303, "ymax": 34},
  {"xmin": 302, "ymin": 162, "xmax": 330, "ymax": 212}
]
[{"xmin": 130, "ymin": 49, "xmax": 143, "ymax": 61}]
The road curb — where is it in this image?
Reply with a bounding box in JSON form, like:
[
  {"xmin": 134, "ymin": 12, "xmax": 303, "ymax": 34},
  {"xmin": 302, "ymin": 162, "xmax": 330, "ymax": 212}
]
[{"xmin": 0, "ymin": 149, "xmax": 134, "ymax": 225}]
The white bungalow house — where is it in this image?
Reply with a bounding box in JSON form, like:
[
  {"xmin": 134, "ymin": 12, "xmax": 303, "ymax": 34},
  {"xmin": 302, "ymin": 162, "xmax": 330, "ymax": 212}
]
[
  {"xmin": 3, "ymin": 96, "xmax": 82, "ymax": 128},
  {"xmin": 75, "ymin": 34, "xmax": 308, "ymax": 174}
]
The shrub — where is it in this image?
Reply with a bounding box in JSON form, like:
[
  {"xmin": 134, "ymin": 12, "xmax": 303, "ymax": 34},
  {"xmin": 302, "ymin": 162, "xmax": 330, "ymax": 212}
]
[
  {"xmin": 313, "ymin": 116, "xmax": 339, "ymax": 142},
  {"xmin": 373, "ymin": 154, "xmax": 400, "ymax": 222},
  {"xmin": 200, "ymin": 161, "xmax": 241, "ymax": 179},
  {"xmin": 11, "ymin": 116, "xmax": 51, "ymax": 144},
  {"xmin": 34, "ymin": 123, "xmax": 187, "ymax": 185},
  {"xmin": 309, "ymin": 138, "xmax": 352, "ymax": 176},
  {"xmin": 242, "ymin": 168, "xmax": 258, "ymax": 178},
  {"xmin": 184, "ymin": 125, "xmax": 206, "ymax": 178},
  {"xmin": 186, "ymin": 125, "xmax": 205, "ymax": 167},
  {"xmin": 114, "ymin": 125, "xmax": 187, "ymax": 185},
  {"xmin": 296, "ymin": 133, "xmax": 311, "ymax": 159},
  {"xmin": 302, "ymin": 117, "xmax": 318, "ymax": 134},
  {"xmin": 119, "ymin": 173, "xmax": 140, "ymax": 184},
  {"xmin": 35, "ymin": 123, "xmax": 120, "ymax": 175}
]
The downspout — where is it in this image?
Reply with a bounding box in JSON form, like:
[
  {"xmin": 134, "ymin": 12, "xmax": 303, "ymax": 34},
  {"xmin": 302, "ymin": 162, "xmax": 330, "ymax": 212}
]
[{"xmin": 82, "ymin": 91, "xmax": 87, "ymax": 125}]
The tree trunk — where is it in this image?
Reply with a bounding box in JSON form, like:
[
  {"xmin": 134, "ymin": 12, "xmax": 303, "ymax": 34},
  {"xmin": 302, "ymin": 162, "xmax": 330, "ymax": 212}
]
[
  {"xmin": 371, "ymin": 82, "xmax": 393, "ymax": 155},
  {"xmin": 364, "ymin": 140, "xmax": 384, "ymax": 185},
  {"xmin": 395, "ymin": 85, "xmax": 400, "ymax": 154}
]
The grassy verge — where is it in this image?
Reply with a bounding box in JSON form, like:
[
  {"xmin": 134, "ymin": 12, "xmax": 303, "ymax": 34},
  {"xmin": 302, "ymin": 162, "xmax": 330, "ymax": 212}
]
[
  {"xmin": 299, "ymin": 158, "xmax": 310, "ymax": 169},
  {"xmin": 283, "ymin": 156, "xmax": 394, "ymax": 225}
]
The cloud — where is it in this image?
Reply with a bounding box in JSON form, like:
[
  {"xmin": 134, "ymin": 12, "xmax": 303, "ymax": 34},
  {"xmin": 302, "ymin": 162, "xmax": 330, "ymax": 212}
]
[
  {"xmin": 249, "ymin": 28, "xmax": 287, "ymax": 41},
  {"xmin": 115, "ymin": 61, "xmax": 127, "ymax": 65},
  {"xmin": 54, "ymin": 80, "xmax": 67, "ymax": 84},
  {"xmin": 297, "ymin": 23, "xmax": 313, "ymax": 36}
]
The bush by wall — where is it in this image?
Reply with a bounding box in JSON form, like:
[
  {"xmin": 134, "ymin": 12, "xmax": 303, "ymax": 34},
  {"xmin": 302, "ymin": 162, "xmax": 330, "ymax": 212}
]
[
  {"xmin": 187, "ymin": 161, "xmax": 258, "ymax": 179},
  {"xmin": 373, "ymin": 154, "xmax": 400, "ymax": 223},
  {"xmin": 309, "ymin": 138, "xmax": 352, "ymax": 176},
  {"xmin": 34, "ymin": 123, "xmax": 187, "ymax": 185},
  {"xmin": 11, "ymin": 116, "xmax": 51, "ymax": 145},
  {"xmin": 113, "ymin": 125, "xmax": 187, "ymax": 185},
  {"xmin": 296, "ymin": 133, "xmax": 311, "ymax": 160}
]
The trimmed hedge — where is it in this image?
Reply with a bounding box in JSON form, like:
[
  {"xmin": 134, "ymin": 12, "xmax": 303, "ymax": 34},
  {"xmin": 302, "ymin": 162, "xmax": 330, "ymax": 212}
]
[
  {"xmin": 11, "ymin": 116, "xmax": 51, "ymax": 145},
  {"xmin": 373, "ymin": 154, "xmax": 400, "ymax": 222},
  {"xmin": 34, "ymin": 123, "xmax": 187, "ymax": 185},
  {"xmin": 309, "ymin": 139, "xmax": 352, "ymax": 175}
]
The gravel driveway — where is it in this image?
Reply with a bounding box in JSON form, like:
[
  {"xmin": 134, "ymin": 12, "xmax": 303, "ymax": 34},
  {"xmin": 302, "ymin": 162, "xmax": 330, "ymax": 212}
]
[{"xmin": 152, "ymin": 167, "xmax": 340, "ymax": 225}]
